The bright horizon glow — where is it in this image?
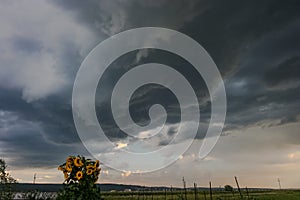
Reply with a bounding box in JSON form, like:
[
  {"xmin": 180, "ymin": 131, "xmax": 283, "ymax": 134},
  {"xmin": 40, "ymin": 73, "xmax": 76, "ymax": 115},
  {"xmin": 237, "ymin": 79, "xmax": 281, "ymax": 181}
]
[{"xmin": 8, "ymin": 122, "xmax": 300, "ymax": 189}]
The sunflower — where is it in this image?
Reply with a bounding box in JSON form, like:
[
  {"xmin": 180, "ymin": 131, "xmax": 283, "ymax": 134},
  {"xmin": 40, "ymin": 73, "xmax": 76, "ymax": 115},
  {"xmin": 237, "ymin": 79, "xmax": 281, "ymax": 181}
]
[
  {"xmin": 66, "ymin": 156, "xmax": 73, "ymax": 164},
  {"xmin": 65, "ymin": 163, "xmax": 72, "ymax": 172},
  {"xmin": 94, "ymin": 160, "xmax": 100, "ymax": 168},
  {"xmin": 86, "ymin": 169, "xmax": 93, "ymax": 175},
  {"xmin": 63, "ymin": 171, "xmax": 68, "ymax": 179},
  {"xmin": 59, "ymin": 156, "xmax": 101, "ymax": 184},
  {"xmin": 86, "ymin": 165, "xmax": 95, "ymax": 171},
  {"xmin": 74, "ymin": 157, "xmax": 83, "ymax": 167},
  {"xmin": 76, "ymin": 171, "xmax": 83, "ymax": 180}
]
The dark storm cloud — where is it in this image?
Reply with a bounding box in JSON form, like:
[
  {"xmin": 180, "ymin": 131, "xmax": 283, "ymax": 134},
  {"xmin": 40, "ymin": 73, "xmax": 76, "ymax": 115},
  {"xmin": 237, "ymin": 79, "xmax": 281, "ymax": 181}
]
[
  {"xmin": 0, "ymin": 88, "xmax": 76, "ymax": 143},
  {"xmin": 264, "ymin": 56, "xmax": 300, "ymax": 88},
  {"xmin": 0, "ymin": 85, "xmax": 92, "ymax": 167},
  {"xmin": 50, "ymin": 0, "xmax": 203, "ymax": 35},
  {"xmin": 0, "ymin": 115, "xmax": 87, "ymax": 168},
  {"xmin": 0, "ymin": 87, "xmax": 89, "ymax": 167},
  {"xmin": 94, "ymin": 49, "xmax": 209, "ymax": 141},
  {"xmin": 180, "ymin": 0, "xmax": 300, "ymax": 76},
  {"xmin": 222, "ymin": 17, "xmax": 300, "ymax": 132},
  {"xmin": 1, "ymin": 0, "xmax": 300, "ymax": 170},
  {"xmin": 93, "ymin": 0, "xmax": 300, "ymax": 139}
]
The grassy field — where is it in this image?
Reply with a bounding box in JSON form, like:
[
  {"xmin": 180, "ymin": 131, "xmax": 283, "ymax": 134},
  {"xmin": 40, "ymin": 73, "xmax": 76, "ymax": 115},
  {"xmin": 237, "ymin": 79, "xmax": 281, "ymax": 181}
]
[{"xmin": 100, "ymin": 189, "xmax": 300, "ymax": 200}]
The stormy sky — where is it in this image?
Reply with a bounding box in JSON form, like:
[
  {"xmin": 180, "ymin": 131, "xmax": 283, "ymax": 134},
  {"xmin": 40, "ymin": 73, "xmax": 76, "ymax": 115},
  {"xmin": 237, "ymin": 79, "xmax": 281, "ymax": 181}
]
[{"xmin": 0, "ymin": 0, "xmax": 300, "ymax": 188}]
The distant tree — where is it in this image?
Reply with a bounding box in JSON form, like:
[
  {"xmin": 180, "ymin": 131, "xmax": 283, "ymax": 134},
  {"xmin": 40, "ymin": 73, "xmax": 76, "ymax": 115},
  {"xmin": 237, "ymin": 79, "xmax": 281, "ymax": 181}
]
[
  {"xmin": 224, "ymin": 185, "xmax": 234, "ymax": 192},
  {"xmin": 0, "ymin": 159, "xmax": 17, "ymax": 200}
]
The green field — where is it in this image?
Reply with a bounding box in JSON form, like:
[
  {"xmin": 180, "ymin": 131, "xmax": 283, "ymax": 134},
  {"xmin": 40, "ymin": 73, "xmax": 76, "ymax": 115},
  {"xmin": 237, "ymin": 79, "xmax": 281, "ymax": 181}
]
[{"xmin": 100, "ymin": 189, "xmax": 300, "ymax": 200}]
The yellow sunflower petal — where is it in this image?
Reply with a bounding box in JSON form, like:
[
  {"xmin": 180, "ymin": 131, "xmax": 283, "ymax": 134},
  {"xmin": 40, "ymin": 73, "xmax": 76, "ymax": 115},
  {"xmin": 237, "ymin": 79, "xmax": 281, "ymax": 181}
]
[
  {"xmin": 66, "ymin": 156, "xmax": 73, "ymax": 164},
  {"xmin": 74, "ymin": 157, "xmax": 83, "ymax": 167},
  {"xmin": 86, "ymin": 165, "xmax": 95, "ymax": 171},
  {"xmin": 65, "ymin": 163, "xmax": 72, "ymax": 172},
  {"xmin": 76, "ymin": 171, "xmax": 83, "ymax": 180},
  {"xmin": 94, "ymin": 160, "xmax": 100, "ymax": 168},
  {"xmin": 63, "ymin": 172, "xmax": 68, "ymax": 179}
]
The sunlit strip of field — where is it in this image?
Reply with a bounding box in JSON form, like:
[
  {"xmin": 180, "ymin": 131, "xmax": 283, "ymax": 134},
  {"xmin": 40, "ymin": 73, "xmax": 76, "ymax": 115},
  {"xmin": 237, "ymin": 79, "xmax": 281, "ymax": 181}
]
[{"xmin": 100, "ymin": 189, "xmax": 300, "ymax": 200}]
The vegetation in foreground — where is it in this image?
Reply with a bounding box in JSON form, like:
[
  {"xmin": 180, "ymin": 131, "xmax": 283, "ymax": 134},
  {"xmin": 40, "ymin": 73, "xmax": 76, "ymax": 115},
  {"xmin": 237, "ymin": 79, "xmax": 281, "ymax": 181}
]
[
  {"xmin": 100, "ymin": 189, "xmax": 300, "ymax": 200},
  {"xmin": 0, "ymin": 159, "xmax": 17, "ymax": 200}
]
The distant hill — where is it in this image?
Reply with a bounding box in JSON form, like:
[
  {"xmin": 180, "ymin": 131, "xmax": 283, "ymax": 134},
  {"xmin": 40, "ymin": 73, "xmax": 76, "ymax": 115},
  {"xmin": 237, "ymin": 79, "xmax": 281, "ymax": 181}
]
[
  {"xmin": 15, "ymin": 183, "xmax": 175, "ymax": 192},
  {"xmin": 15, "ymin": 183, "xmax": 273, "ymax": 193}
]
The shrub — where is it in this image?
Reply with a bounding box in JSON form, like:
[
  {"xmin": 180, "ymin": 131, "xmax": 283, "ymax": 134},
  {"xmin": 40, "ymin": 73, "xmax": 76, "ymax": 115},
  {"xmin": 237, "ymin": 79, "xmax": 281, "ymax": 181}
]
[
  {"xmin": 22, "ymin": 190, "xmax": 56, "ymax": 200},
  {"xmin": 0, "ymin": 159, "xmax": 17, "ymax": 200},
  {"xmin": 224, "ymin": 184, "xmax": 234, "ymax": 192}
]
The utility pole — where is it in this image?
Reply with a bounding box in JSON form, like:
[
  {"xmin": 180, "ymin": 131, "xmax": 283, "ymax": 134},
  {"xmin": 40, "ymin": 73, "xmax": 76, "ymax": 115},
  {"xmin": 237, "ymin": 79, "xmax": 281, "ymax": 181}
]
[
  {"xmin": 209, "ymin": 181, "xmax": 213, "ymax": 200},
  {"xmin": 203, "ymin": 191, "xmax": 207, "ymax": 200},
  {"xmin": 170, "ymin": 185, "xmax": 173, "ymax": 200},
  {"xmin": 33, "ymin": 173, "xmax": 36, "ymax": 184},
  {"xmin": 194, "ymin": 183, "xmax": 198, "ymax": 200},
  {"xmin": 278, "ymin": 178, "xmax": 282, "ymax": 190},
  {"xmin": 182, "ymin": 177, "xmax": 187, "ymax": 200}
]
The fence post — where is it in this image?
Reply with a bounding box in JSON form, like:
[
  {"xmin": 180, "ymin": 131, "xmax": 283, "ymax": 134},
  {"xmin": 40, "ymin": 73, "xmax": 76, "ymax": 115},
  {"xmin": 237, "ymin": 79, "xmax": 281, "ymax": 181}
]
[
  {"xmin": 194, "ymin": 183, "xmax": 198, "ymax": 200},
  {"xmin": 209, "ymin": 181, "xmax": 213, "ymax": 200},
  {"xmin": 235, "ymin": 176, "xmax": 243, "ymax": 199},
  {"xmin": 203, "ymin": 191, "xmax": 207, "ymax": 200}
]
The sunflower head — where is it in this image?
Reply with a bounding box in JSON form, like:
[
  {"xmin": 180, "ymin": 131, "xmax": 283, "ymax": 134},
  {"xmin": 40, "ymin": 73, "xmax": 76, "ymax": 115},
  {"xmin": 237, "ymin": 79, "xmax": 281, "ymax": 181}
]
[
  {"xmin": 86, "ymin": 169, "xmax": 93, "ymax": 175},
  {"xmin": 86, "ymin": 165, "xmax": 95, "ymax": 171},
  {"xmin": 66, "ymin": 156, "xmax": 73, "ymax": 164},
  {"xmin": 59, "ymin": 156, "xmax": 100, "ymax": 184},
  {"xmin": 94, "ymin": 160, "xmax": 100, "ymax": 168},
  {"xmin": 63, "ymin": 172, "xmax": 69, "ymax": 179},
  {"xmin": 74, "ymin": 157, "xmax": 83, "ymax": 167},
  {"xmin": 65, "ymin": 163, "xmax": 72, "ymax": 172},
  {"xmin": 76, "ymin": 171, "xmax": 83, "ymax": 180}
]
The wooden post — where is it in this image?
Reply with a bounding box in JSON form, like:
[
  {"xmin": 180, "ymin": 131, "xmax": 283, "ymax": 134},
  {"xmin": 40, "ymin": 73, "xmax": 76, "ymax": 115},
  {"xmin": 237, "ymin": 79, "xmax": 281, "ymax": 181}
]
[
  {"xmin": 235, "ymin": 176, "xmax": 243, "ymax": 199},
  {"xmin": 183, "ymin": 177, "xmax": 188, "ymax": 200},
  {"xmin": 246, "ymin": 187, "xmax": 249, "ymax": 199},
  {"xmin": 181, "ymin": 190, "xmax": 183, "ymax": 200},
  {"xmin": 151, "ymin": 187, "xmax": 153, "ymax": 200},
  {"xmin": 203, "ymin": 191, "xmax": 207, "ymax": 200},
  {"xmin": 165, "ymin": 188, "xmax": 167, "ymax": 200},
  {"xmin": 209, "ymin": 181, "xmax": 213, "ymax": 200},
  {"xmin": 194, "ymin": 183, "xmax": 198, "ymax": 200}
]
